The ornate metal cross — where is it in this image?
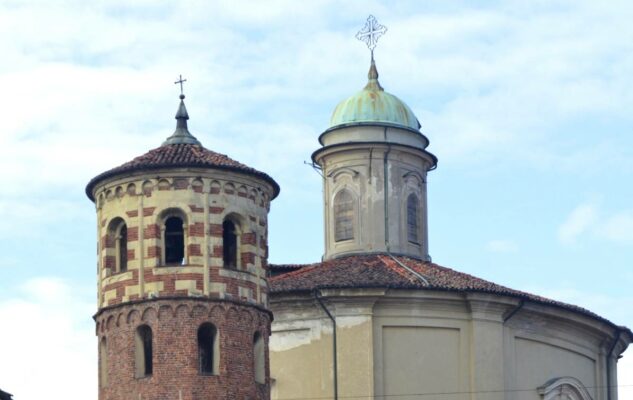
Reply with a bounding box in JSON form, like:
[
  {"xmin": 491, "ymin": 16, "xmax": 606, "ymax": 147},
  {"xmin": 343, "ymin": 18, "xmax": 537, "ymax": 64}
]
[
  {"xmin": 174, "ymin": 74, "xmax": 187, "ymax": 95},
  {"xmin": 356, "ymin": 15, "xmax": 387, "ymax": 59}
]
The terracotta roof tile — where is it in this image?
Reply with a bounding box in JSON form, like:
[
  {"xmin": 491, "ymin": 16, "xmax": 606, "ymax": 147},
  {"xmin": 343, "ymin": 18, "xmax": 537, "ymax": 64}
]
[
  {"xmin": 86, "ymin": 144, "xmax": 279, "ymax": 200},
  {"xmin": 269, "ymin": 254, "xmax": 628, "ymax": 330}
]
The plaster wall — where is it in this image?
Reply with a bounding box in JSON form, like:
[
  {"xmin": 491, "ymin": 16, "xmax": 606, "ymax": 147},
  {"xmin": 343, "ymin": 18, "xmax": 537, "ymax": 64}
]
[
  {"xmin": 381, "ymin": 326, "xmax": 462, "ymax": 400},
  {"xmin": 316, "ymin": 144, "xmax": 432, "ymax": 260},
  {"xmin": 270, "ymin": 290, "xmax": 622, "ymax": 400},
  {"xmin": 513, "ymin": 337, "xmax": 596, "ymax": 400}
]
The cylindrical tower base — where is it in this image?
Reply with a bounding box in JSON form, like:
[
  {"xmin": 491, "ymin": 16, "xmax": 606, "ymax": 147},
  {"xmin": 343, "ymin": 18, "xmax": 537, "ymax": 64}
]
[{"xmin": 96, "ymin": 298, "xmax": 271, "ymax": 400}]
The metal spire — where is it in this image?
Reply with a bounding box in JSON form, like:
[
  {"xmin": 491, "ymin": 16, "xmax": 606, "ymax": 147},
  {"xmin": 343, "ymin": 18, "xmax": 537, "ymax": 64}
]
[
  {"xmin": 357, "ymin": 16, "xmax": 386, "ymax": 91},
  {"xmin": 162, "ymin": 75, "xmax": 201, "ymax": 146}
]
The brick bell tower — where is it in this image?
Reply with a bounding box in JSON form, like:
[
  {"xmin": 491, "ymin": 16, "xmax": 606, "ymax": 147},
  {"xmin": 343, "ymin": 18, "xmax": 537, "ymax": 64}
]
[{"xmin": 86, "ymin": 82, "xmax": 278, "ymax": 400}]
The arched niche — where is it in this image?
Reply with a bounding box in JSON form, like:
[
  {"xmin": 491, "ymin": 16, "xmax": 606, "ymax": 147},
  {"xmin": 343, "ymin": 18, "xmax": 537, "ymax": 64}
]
[{"xmin": 538, "ymin": 377, "xmax": 593, "ymax": 400}]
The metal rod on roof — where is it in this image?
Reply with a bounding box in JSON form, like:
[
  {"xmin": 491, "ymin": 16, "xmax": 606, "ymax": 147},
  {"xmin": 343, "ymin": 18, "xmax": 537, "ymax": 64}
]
[{"xmin": 386, "ymin": 252, "xmax": 429, "ymax": 285}]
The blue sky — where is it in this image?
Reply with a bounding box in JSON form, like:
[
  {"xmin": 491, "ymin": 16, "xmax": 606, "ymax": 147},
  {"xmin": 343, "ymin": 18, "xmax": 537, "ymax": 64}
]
[{"xmin": 0, "ymin": 1, "xmax": 632, "ymax": 399}]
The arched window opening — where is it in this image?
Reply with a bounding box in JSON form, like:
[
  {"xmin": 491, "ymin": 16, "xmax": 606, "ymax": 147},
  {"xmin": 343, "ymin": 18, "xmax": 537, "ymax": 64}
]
[
  {"xmin": 164, "ymin": 216, "xmax": 184, "ymax": 265},
  {"xmin": 407, "ymin": 194, "xmax": 419, "ymax": 244},
  {"xmin": 135, "ymin": 325, "xmax": 153, "ymax": 378},
  {"xmin": 223, "ymin": 219, "xmax": 238, "ymax": 268},
  {"xmin": 198, "ymin": 323, "xmax": 218, "ymax": 375},
  {"xmin": 99, "ymin": 337, "xmax": 108, "ymax": 387},
  {"xmin": 253, "ymin": 332, "xmax": 265, "ymax": 384},
  {"xmin": 334, "ymin": 189, "xmax": 354, "ymax": 242},
  {"xmin": 117, "ymin": 224, "xmax": 128, "ymax": 272},
  {"xmin": 107, "ymin": 218, "xmax": 127, "ymax": 274}
]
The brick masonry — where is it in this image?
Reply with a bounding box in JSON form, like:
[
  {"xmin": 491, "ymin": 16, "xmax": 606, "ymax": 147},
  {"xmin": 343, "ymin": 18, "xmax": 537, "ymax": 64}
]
[
  {"xmin": 97, "ymin": 298, "xmax": 271, "ymax": 400},
  {"xmin": 92, "ymin": 172, "xmax": 276, "ymax": 400}
]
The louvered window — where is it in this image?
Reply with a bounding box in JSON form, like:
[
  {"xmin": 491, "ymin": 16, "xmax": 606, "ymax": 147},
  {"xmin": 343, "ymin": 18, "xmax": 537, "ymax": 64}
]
[
  {"xmin": 407, "ymin": 194, "xmax": 419, "ymax": 244},
  {"xmin": 334, "ymin": 190, "xmax": 354, "ymax": 242}
]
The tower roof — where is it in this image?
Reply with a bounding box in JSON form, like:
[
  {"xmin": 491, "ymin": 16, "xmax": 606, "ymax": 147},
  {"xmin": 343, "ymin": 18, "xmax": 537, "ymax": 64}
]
[
  {"xmin": 86, "ymin": 93, "xmax": 279, "ymax": 200},
  {"xmin": 328, "ymin": 59, "xmax": 421, "ymax": 131},
  {"xmin": 162, "ymin": 94, "xmax": 202, "ymax": 146}
]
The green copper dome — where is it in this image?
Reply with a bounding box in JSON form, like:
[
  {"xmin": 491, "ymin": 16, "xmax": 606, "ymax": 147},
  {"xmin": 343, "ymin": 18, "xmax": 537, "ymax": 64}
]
[{"xmin": 329, "ymin": 60, "xmax": 420, "ymax": 131}]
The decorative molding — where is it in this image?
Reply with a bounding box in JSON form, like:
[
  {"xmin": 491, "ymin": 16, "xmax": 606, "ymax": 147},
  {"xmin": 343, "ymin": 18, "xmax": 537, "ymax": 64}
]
[
  {"xmin": 402, "ymin": 170, "xmax": 426, "ymax": 186},
  {"xmin": 328, "ymin": 167, "xmax": 360, "ymax": 183},
  {"xmin": 538, "ymin": 377, "xmax": 593, "ymax": 400}
]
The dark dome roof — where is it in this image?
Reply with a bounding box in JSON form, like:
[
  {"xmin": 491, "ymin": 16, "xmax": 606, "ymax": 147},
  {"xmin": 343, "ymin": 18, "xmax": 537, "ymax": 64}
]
[{"xmin": 86, "ymin": 143, "xmax": 279, "ymax": 201}]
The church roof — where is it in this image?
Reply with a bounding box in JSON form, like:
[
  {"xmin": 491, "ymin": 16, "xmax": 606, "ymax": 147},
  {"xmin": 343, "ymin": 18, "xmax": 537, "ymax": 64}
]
[
  {"xmin": 86, "ymin": 94, "xmax": 279, "ymax": 200},
  {"xmin": 328, "ymin": 59, "xmax": 421, "ymax": 131},
  {"xmin": 269, "ymin": 253, "xmax": 629, "ymax": 330},
  {"xmin": 86, "ymin": 143, "xmax": 279, "ymax": 200}
]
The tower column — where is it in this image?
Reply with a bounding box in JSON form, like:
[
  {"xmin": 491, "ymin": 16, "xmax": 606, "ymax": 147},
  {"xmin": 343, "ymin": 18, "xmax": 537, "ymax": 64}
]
[{"xmin": 87, "ymin": 86, "xmax": 279, "ymax": 400}]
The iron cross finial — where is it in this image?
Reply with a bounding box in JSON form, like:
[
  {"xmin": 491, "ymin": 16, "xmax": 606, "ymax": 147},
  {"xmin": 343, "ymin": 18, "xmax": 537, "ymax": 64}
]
[
  {"xmin": 356, "ymin": 15, "xmax": 387, "ymax": 60},
  {"xmin": 174, "ymin": 74, "xmax": 187, "ymax": 96}
]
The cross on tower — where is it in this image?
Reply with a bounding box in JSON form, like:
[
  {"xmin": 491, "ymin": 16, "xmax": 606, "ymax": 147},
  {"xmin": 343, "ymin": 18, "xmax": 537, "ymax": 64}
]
[
  {"xmin": 174, "ymin": 74, "xmax": 187, "ymax": 95},
  {"xmin": 356, "ymin": 15, "xmax": 387, "ymax": 59}
]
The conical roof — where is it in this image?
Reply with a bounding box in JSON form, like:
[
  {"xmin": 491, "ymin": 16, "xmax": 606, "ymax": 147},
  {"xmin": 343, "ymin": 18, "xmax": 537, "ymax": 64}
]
[{"xmin": 86, "ymin": 94, "xmax": 279, "ymax": 200}]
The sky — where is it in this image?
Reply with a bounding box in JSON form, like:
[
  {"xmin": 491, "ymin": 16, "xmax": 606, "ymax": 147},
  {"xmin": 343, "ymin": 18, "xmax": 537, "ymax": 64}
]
[{"xmin": 0, "ymin": 0, "xmax": 632, "ymax": 399}]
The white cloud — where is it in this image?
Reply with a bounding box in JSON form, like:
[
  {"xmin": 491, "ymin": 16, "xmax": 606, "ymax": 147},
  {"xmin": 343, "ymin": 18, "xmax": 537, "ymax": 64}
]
[
  {"xmin": 557, "ymin": 203, "xmax": 633, "ymax": 246},
  {"xmin": 599, "ymin": 211, "xmax": 633, "ymax": 244},
  {"xmin": 558, "ymin": 203, "xmax": 598, "ymax": 244},
  {"xmin": 0, "ymin": 277, "xmax": 95, "ymax": 400},
  {"xmin": 486, "ymin": 239, "xmax": 518, "ymax": 253},
  {"xmin": 0, "ymin": 2, "xmax": 632, "ymax": 399}
]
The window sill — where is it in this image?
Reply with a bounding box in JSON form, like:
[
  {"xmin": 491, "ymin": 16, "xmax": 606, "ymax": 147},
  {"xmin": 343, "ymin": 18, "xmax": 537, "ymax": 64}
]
[
  {"xmin": 102, "ymin": 270, "xmax": 135, "ymax": 285},
  {"xmin": 153, "ymin": 265, "xmax": 203, "ymax": 275},
  {"xmin": 161, "ymin": 262, "xmax": 187, "ymax": 267}
]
